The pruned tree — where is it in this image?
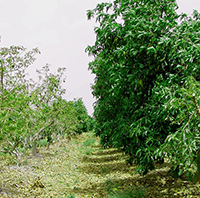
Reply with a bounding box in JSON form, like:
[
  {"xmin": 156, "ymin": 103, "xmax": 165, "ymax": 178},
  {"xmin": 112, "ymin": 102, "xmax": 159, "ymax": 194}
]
[{"xmin": 0, "ymin": 45, "xmax": 91, "ymax": 163}]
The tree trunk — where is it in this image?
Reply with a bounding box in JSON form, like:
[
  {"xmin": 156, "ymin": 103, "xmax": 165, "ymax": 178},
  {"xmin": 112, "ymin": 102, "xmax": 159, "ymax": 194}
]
[
  {"xmin": 47, "ymin": 142, "xmax": 50, "ymax": 150},
  {"xmin": 196, "ymin": 151, "xmax": 200, "ymax": 182},
  {"xmin": 192, "ymin": 95, "xmax": 200, "ymax": 182},
  {"xmin": 32, "ymin": 140, "xmax": 38, "ymax": 156}
]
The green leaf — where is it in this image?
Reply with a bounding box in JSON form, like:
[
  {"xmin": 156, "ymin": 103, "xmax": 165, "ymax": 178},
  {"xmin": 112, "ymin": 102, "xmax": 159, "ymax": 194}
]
[{"xmin": 147, "ymin": 46, "xmax": 156, "ymax": 54}]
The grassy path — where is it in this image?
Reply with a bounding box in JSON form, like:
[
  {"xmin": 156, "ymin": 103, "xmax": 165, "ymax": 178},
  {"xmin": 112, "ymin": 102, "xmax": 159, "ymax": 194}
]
[{"xmin": 0, "ymin": 132, "xmax": 200, "ymax": 197}]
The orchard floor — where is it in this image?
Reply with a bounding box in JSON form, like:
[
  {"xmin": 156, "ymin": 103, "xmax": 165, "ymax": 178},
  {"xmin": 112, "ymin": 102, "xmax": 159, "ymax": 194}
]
[{"xmin": 0, "ymin": 132, "xmax": 200, "ymax": 198}]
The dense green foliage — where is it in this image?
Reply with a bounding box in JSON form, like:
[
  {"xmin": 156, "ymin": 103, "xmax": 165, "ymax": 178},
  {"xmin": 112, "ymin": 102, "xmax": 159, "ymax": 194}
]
[
  {"xmin": 86, "ymin": 0, "xmax": 200, "ymax": 178},
  {"xmin": 73, "ymin": 98, "xmax": 95, "ymax": 133},
  {"xmin": 0, "ymin": 46, "xmax": 92, "ymax": 162}
]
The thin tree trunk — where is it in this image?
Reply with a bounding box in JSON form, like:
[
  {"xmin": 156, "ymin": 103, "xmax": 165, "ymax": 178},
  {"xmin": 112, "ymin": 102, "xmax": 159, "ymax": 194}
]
[
  {"xmin": 192, "ymin": 94, "xmax": 200, "ymax": 182},
  {"xmin": 32, "ymin": 140, "xmax": 38, "ymax": 156},
  {"xmin": 47, "ymin": 142, "xmax": 50, "ymax": 150},
  {"xmin": 1, "ymin": 63, "xmax": 4, "ymax": 101},
  {"xmin": 196, "ymin": 151, "xmax": 200, "ymax": 182},
  {"xmin": 7, "ymin": 140, "xmax": 22, "ymax": 165},
  {"xmin": 192, "ymin": 94, "xmax": 200, "ymax": 116}
]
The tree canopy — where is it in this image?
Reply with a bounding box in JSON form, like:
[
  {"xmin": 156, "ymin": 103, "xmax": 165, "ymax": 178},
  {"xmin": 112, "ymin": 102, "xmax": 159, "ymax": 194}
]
[
  {"xmin": 86, "ymin": 0, "xmax": 200, "ymax": 179},
  {"xmin": 0, "ymin": 46, "xmax": 93, "ymax": 163}
]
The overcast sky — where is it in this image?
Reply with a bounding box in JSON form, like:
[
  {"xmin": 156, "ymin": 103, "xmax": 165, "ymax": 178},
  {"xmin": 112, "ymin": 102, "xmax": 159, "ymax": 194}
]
[{"xmin": 0, "ymin": 0, "xmax": 199, "ymax": 115}]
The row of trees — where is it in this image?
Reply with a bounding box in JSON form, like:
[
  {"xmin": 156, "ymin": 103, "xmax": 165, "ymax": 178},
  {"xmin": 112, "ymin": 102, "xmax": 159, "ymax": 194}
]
[
  {"xmin": 86, "ymin": 0, "xmax": 200, "ymax": 180},
  {"xmin": 0, "ymin": 46, "xmax": 94, "ymax": 164}
]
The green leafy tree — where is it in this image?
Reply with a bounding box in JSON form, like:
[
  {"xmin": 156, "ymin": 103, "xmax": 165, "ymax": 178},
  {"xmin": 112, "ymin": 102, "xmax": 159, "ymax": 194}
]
[
  {"xmin": 0, "ymin": 46, "xmax": 39, "ymax": 161},
  {"xmin": 73, "ymin": 98, "xmax": 92, "ymax": 133},
  {"xmin": 0, "ymin": 45, "xmax": 90, "ymax": 163},
  {"xmin": 86, "ymin": 115, "xmax": 96, "ymax": 132},
  {"xmin": 27, "ymin": 64, "xmax": 67, "ymax": 155},
  {"xmin": 86, "ymin": 0, "xmax": 200, "ymax": 178}
]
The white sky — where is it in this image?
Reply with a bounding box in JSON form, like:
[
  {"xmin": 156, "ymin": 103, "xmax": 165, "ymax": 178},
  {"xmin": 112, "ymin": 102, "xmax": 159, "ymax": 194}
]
[{"xmin": 0, "ymin": 0, "xmax": 199, "ymax": 115}]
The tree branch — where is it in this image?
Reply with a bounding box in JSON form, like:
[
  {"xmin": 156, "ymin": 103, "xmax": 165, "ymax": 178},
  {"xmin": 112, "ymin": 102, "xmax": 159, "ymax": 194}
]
[
  {"xmin": 33, "ymin": 120, "xmax": 55, "ymax": 140},
  {"xmin": 182, "ymin": 111, "xmax": 195, "ymax": 131},
  {"xmin": 192, "ymin": 94, "xmax": 200, "ymax": 117},
  {"xmin": 0, "ymin": 62, "xmax": 4, "ymax": 101},
  {"xmin": 7, "ymin": 140, "xmax": 20, "ymax": 154}
]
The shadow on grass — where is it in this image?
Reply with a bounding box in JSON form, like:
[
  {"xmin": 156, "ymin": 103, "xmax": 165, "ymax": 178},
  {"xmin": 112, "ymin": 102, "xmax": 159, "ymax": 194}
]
[
  {"xmin": 82, "ymin": 147, "xmax": 126, "ymax": 163},
  {"xmin": 65, "ymin": 175, "xmax": 150, "ymax": 197},
  {"xmin": 82, "ymin": 153, "xmax": 125, "ymax": 164},
  {"xmin": 92, "ymin": 149, "xmax": 122, "ymax": 156},
  {"xmin": 66, "ymin": 167, "xmax": 200, "ymax": 197},
  {"xmin": 80, "ymin": 160, "xmax": 135, "ymax": 175},
  {"xmin": 68, "ymin": 145, "xmax": 200, "ymax": 198}
]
